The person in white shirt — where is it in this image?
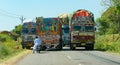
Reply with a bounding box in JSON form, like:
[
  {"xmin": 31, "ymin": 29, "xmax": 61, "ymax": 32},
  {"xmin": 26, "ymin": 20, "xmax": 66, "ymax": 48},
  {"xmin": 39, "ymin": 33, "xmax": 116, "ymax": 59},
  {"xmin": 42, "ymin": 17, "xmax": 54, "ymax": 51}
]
[{"xmin": 33, "ymin": 36, "xmax": 41, "ymax": 53}]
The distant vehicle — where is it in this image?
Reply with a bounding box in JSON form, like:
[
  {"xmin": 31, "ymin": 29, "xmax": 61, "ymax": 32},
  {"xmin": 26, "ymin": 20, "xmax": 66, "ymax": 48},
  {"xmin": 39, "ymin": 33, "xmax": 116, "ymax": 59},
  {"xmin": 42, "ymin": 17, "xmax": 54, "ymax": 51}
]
[
  {"xmin": 36, "ymin": 17, "xmax": 62, "ymax": 50},
  {"xmin": 21, "ymin": 21, "xmax": 36, "ymax": 49},
  {"xmin": 69, "ymin": 9, "xmax": 95, "ymax": 50}
]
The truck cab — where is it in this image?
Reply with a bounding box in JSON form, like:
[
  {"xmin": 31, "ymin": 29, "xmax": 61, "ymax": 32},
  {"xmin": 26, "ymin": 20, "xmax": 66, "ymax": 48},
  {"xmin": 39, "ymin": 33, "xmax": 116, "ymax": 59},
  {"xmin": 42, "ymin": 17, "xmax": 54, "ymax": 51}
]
[{"xmin": 62, "ymin": 25, "xmax": 70, "ymax": 46}]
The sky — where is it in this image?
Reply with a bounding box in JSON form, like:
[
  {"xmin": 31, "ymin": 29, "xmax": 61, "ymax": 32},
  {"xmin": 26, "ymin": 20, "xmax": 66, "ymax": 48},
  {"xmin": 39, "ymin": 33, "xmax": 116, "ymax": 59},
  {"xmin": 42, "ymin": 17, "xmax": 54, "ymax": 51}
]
[{"xmin": 0, "ymin": 0, "xmax": 105, "ymax": 31}]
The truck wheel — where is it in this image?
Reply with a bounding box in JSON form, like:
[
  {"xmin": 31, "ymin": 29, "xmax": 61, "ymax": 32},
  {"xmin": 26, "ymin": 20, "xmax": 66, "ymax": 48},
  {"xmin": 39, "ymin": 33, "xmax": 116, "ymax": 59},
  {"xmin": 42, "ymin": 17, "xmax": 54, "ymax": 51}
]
[
  {"xmin": 22, "ymin": 45, "xmax": 25, "ymax": 49},
  {"xmin": 57, "ymin": 43, "xmax": 63, "ymax": 50},
  {"xmin": 26, "ymin": 46, "xmax": 31, "ymax": 49},
  {"xmin": 60, "ymin": 44, "xmax": 63, "ymax": 50},
  {"xmin": 70, "ymin": 43, "xmax": 72, "ymax": 50},
  {"xmin": 70, "ymin": 43, "xmax": 75, "ymax": 50},
  {"xmin": 21, "ymin": 43, "xmax": 25, "ymax": 49},
  {"xmin": 73, "ymin": 47, "xmax": 76, "ymax": 50},
  {"xmin": 41, "ymin": 46, "xmax": 47, "ymax": 51}
]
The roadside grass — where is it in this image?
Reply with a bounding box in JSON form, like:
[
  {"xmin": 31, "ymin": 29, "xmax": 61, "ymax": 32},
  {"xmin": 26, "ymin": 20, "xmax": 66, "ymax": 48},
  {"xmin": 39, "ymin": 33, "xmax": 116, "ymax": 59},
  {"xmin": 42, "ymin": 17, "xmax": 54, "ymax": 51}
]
[
  {"xmin": 0, "ymin": 49, "xmax": 31, "ymax": 65},
  {"xmin": 95, "ymin": 34, "xmax": 120, "ymax": 54},
  {"xmin": 0, "ymin": 34, "xmax": 24, "ymax": 63}
]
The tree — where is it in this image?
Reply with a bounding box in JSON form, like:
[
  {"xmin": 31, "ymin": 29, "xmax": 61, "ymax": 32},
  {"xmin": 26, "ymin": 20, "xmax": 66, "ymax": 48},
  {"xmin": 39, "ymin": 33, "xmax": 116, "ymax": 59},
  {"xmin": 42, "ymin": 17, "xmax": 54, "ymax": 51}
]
[
  {"xmin": 97, "ymin": 0, "xmax": 120, "ymax": 40},
  {"xmin": 112, "ymin": 0, "xmax": 120, "ymax": 37},
  {"xmin": 102, "ymin": 7, "xmax": 119, "ymax": 34},
  {"xmin": 102, "ymin": 0, "xmax": 114, "ymax": 7},
  {"xmin": 96, "ymin": 18, "xmax": 109, "ymax": 35},
  {"xmin": 12, "ymin": 25, "xmax": 22, "ymax": 36}
]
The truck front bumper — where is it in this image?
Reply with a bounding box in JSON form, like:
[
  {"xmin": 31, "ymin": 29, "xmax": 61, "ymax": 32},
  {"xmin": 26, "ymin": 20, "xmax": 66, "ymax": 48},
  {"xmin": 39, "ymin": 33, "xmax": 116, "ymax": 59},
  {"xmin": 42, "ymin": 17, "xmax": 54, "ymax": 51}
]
[{"xmin": 71, "ymin": 42, "xmax": 94, "ymax": 47}]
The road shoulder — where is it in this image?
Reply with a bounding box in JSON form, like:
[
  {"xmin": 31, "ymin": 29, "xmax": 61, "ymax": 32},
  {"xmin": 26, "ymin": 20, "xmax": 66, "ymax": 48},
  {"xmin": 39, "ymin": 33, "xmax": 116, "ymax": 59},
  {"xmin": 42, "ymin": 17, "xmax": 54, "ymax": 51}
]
[{"xmin": 0, "ymin": 50, "xmax": 31, "ymax": 65}]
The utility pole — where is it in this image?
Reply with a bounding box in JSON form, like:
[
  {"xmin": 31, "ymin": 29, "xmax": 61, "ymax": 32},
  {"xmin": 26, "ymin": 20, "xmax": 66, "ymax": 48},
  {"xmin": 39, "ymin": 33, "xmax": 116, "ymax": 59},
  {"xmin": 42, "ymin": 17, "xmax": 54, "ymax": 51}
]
[{"xmin": 20, "ymin": 16, "xmax": 25, "ymax": 24}]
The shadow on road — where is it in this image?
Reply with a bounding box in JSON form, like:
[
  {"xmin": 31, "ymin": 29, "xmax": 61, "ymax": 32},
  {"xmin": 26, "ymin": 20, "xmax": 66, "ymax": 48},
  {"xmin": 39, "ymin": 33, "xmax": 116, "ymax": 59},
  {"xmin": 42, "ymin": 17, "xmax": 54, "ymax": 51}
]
[
  {"xmin": 44, "ymin": 47, "xmax": 99, "ymax": 51},
  {"xmin": 28, "ymin": 47, "xmax": 104, "ymax": 52}
]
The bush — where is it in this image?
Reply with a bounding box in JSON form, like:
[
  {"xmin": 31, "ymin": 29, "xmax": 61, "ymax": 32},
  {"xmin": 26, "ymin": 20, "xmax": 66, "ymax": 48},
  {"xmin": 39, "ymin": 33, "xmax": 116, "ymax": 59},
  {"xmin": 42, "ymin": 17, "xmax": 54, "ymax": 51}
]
[
  {"xmin": 0, "ymin": 44, "xmax": 10, "ymax": 59},
  {"xmin": 95, "ymin": 34, "xmax": 120, "ymax": 54},
  {"xmin": 0, "ymin": 34, "xmax": 23, "ymax": 60},
  {"xmin": 0, "ymin": 36, "xmax": 6, "ymax": 42}
]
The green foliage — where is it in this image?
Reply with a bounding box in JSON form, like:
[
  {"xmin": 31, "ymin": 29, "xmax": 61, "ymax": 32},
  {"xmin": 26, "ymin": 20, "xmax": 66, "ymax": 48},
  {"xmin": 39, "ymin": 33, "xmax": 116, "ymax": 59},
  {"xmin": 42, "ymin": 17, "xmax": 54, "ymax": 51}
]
[
  {"xmin": 0, "ymin": 44, "xmax": 10, "ymax": 59},
  {"xmin": 98, "ymin": 0, "xmax": 120, "ymax": 35},
  {"xmin": 0, "ymin": 34, "xmax": 23, "ymax": 61},
  {"xmin": 12, "ymin": 24, "xmax": 22, "ymax": 35},
  {"xmin": 96, "ymin": 6, "xmax": 119, "ymax": 35},
  {"xmin": 95, "ymin": 34, "xmax": 120, "ymax": 53},
  {"xmin": 96, "ymin": 18, "xmax": 109, "ymax": 35},
  {"xmin": 112, "ymin": 0, "xmax": 120, "ymax": 14},
  {"xmin": 0, "ymin": 36, "xmax": 6, "ymax": 42},
  {"xmin": 0, "ymin": 34, "xmax": 12, "ymax": 42}
]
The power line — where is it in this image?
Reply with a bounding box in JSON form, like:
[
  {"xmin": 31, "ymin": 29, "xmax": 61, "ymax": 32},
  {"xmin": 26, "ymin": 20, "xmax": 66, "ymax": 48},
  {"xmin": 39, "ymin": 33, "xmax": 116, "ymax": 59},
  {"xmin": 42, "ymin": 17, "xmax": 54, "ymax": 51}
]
[
  {"xmin": 0, "ymin": 9, "xmax": 26, "ymax": 24},
  {"xmin": 0, "ymin": 9, "xmax": 35, "ymax": 23},
  {"xmin": 0, "ymin": 9, "xmax": 22, "ymax": 17},
  {"xmin": 0, "ymin": 9, "xmax": 27, "ymax": 23},
  {"xmin": 0, "ymin": 12, "xmax": 19, "ymax": 19}
]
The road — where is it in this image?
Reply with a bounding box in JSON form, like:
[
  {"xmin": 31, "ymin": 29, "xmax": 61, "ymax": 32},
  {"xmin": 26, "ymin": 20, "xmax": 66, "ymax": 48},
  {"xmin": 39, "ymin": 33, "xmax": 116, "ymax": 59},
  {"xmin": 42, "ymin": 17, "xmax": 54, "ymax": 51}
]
[{"xmin": 16, "ymin": 47, "xmax": 120, "ymax": 65}]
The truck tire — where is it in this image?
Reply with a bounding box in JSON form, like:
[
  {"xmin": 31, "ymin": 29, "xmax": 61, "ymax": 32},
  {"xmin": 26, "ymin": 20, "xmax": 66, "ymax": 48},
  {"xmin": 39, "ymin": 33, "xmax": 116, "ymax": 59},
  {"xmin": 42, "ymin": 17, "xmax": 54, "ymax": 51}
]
[
  {"xmin": 26, "ymin": 46, "xmax": 31, "ymax": 49},
  {"xmin": 70, "ymin": 43, "xmax": 75, "ymax": 50},
  {"xmin": 70, "ymin": 43, "xmax": 73, "ymax": 50},
  {"xmin": 21, "ymin": 42, "xmax": 25, "ymax": 49},
  {"xmin": 22, "ymin": 45, "xmax": 25, "ymax": 49},
  {"xmin": 56, "ymin": 39, "xmax": 63, "ymax": 50},
  {"xmin": 56, "ymin": 43, "xmax": 63, "ymax": 50},
  {"xmin": 73, "ymin": 47, "xmax": 76, "ymax": 50},
  {"xmin": 41, "ymin": 46, "xmax": 47, "ymax": 51}
]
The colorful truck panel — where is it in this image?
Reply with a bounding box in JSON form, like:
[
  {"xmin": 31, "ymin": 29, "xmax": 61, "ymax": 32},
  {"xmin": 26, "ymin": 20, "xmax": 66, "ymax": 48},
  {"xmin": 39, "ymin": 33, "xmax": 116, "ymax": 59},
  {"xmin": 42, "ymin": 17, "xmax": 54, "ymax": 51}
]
[{"xmin": 36, "ymin": 17, "xmax": 62, "ymax": 50}]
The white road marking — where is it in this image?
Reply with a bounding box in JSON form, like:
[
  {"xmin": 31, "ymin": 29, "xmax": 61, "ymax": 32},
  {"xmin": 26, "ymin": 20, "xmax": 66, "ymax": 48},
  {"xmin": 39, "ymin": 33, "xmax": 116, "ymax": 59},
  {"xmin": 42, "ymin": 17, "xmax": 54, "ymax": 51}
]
[
  {"xmin": 78, "ymin": 64, "xmax": 82, "ymax": 65},
  {"xmin": 67, "ymin": 56, "xmax": 72, "ymax": 59}
]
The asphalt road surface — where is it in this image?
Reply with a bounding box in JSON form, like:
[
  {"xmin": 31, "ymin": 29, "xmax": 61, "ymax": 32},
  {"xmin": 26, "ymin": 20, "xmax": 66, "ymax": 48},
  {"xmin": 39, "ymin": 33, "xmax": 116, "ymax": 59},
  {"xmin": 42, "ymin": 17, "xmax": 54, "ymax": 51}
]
[{"xmin": 16, "ymin": 47, "xmax": 120, "ymax": 65}]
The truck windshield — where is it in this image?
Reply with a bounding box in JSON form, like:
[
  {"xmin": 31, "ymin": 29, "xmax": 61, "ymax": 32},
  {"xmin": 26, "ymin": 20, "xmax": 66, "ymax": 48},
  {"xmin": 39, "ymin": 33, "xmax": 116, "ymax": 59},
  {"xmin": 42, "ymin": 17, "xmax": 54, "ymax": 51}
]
[
  {"xmin": 85, "ymin": 26, "xmax": 94, "ymax": 32},
  {"xmin": 73, "ymin": 26, "xmax": 81, "ymax": 31},
  {"xmin": 31, "ymin": 28, "xmax": 36, "ymax": 34},
  {"xmin": 64, "ymin": 29, "xmax": 69, "ymax": 34},
  {"xmin": 22, "ymin": 28, "xmax": 28, "ymax": 34},
  {"xmin": 22, "ymin": 28, "xmax": 36, "ymax": 34}
]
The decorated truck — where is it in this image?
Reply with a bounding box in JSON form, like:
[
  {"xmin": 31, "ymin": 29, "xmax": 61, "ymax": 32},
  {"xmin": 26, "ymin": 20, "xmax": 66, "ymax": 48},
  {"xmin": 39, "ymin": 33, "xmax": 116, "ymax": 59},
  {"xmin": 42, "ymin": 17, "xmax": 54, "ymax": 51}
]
[
  {"xmin": 69, "ymin": 9, "xmax": 95, "ymax": 50},
  {"xmin": 58, "ymin": 14, "xmax": 70, "ymax": 46},
  {"xmin": 21, "ymin": 21, "xmax": 36, "ymax": 49},
  {"xmin": 36, "ymin": 17, "xmax": 62, "ymax": 50}
]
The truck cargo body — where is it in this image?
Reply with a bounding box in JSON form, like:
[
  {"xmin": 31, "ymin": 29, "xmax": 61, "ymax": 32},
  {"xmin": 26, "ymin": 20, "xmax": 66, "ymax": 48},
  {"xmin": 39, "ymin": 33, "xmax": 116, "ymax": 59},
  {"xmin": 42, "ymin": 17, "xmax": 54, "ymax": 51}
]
[
  {"xmin": 21, "ymin": 22, "xmax": 36, "ymax": 49},
  {"xmin": 36, "ymin": 17, "xmax": 62, "ymax": 50},
  {"xmin": 69, "ymin": 9, "xmax": 95, "ymax": 50}
]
